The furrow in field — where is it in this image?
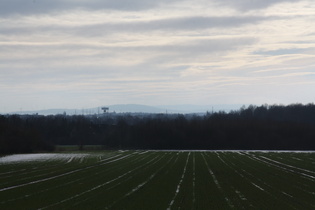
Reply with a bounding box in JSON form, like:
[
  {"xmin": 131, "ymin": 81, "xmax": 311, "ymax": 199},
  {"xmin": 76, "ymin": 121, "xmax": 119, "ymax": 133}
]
[
  {"xmin": 137, "ymin": 150, "xmax": 149, "ymax": 155},
  {"xmin": 214, "ymin": 152, "xmax": 251, "ymax": 206},
  {"xmin": 0, "ymin": 153, "xmax": 134, "ymax": 193},
  {"xmin": 192, "ymin": 152, "xmax": 196, "ymax": 209},
  {"xmin": 40, "ymin": 153, "xmax": 164, "ymax": 210},
  {"xmin": 244, "ymin": 153, "xmax": 315, "ymax": 197},
  {"xmin": 0, "ymin": 152, "xmax": 122, "ymax": 187},
  {"xmin": 90, "ymin": 153, "xmax": 166, "ymax": 193},
  {"xmin": 236, "ymin": 153, "xmax": 291, "ymax": 191},
  {"xmin": 0, "ymin": 161, "xmax": 66, "ymax": 180},
  {"xmin": 0, "ymin": 155, "xmax": 126, "ymax": 192},
  {"xmin": 0, "ymin": 152, "xmax": 150, "ymax": 205},
  {"xmin": 234, "ymin": 188, "xmax": 247, "ymax": 201},
  {"xmin": 235, "ymin": 152, "xmax": 315, "ymax": 209},
  {"xmin": 102, "ymin": 153, "xmax": 170, "ymax": 193},
  {"xmin": 0, "ymin": 169, "xmax": 27, "ymax": 176},
  {"xmin": 217, "ymin": 154, "xmax": 270, "ymax": 192},
  {"xmin": 201, "ymin": 152, "xmax": 234, "ymax": 208},
  {"xmin": 100, "ymin": 152, "xmax": 187, "ymax": 210},
  {"xmin": 163, "ymin": 152, "xmax": 180, "ymax": 175},
  {"xmin": 272, "ymin": 153, "xmax": 315, "ymax": 171},
  {"xmin": 103, "ymin": 153, "xmax": 175, "ymax": 209},
  {"xmin": 2, "ymin": 151, "xmax": 315, "ymax": 209},
  {"xmin": 259, "ymin": 155, "xmax": 315, "ymax": 177},
  {"xmin": 1, "ymin": 176, "xmax": 81, "ymax": 205},
  {"xmin": 167, "ymin": 152, "xmax": 190, "ymax": 210},
  {"xmin": 0, "ymin": 167, "xmax": 85, "ymax": 193},
  {"xmin": 215, "ymin": 152, "xmax": 273, "ymax": 208},
  {"xmin": 0, "ymin": 162, "xmax": 79, "ymax": 187},
  {"xmin": 245, "ymin": 153, "xmax": 315, "ymax": 181},
  {"xmin": 219, "ymin": 152, "xmax": 310, "ymax": 210},
  {"xmin": 107, "ymin": 155, "xmax": 174, "ymax": 208},
  {"xmin": 201, "ymin": 153, "xmax": 221, "ymax": 189}
]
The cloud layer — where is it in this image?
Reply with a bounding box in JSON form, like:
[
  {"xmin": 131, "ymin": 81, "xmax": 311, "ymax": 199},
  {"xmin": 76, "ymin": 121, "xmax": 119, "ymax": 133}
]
[{"xmin": 0, "ymin": 0, "xmax": 315, "ymax": 112}]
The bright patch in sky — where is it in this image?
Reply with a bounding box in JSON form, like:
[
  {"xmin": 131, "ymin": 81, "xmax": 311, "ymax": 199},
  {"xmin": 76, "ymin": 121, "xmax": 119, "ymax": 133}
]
[{"xmin": 0, "ymin": 0, "xmax": 314, "ymax": 112}]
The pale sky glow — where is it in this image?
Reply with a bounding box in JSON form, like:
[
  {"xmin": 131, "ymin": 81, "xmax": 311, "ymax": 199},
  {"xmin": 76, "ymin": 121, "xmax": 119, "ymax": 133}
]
[{"xmin": 1, "ymin": 0, "xmax": 315, "ymax": 112}]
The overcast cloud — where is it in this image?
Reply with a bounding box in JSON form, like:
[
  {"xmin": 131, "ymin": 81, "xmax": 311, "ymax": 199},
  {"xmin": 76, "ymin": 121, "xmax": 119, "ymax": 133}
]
[{"xmin": 0, "ymin": 0, "xmax": 315, "ymax": 112}]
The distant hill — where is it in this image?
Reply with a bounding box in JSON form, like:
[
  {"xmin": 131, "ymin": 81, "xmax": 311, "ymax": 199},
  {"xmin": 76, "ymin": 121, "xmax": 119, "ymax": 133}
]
[
  {"xmin": 109, "ymin": 104, "xmax": 166, "ymax": 113},
  {"xmin": 157, "ymin": 104, "xmax": 243, "ymax": 113},
  {"xmin": 7, "ymin": 104, "xmax": 244, "ymax": 115}
]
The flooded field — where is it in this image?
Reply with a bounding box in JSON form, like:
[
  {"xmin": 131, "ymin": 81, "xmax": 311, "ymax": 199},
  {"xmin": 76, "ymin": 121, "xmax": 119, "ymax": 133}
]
[{"xmin": 1, "ymin": 151, "xmax": 315, "ymax": 209}]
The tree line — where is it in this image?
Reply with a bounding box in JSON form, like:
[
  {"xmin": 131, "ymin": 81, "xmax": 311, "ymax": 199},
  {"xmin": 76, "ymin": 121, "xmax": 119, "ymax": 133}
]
[{"xmin": 1, "ymin": 103, "xmax": 315, "ymax": 154}]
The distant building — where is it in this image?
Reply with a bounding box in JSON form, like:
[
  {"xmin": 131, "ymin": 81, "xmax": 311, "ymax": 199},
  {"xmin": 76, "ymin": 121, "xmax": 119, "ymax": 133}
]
[{"xmin": 101, "ymin": 107, "xmax": 109, "ymax": 113}]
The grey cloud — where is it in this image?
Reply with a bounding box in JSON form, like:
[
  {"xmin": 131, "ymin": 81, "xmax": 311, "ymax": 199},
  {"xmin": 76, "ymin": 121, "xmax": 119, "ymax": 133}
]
[
  {"xmin": 0, "ymin": 37, "xmax": 257, "ymax": 78},
  {"xmin": 138, "ymin": 15, "xmax": 269, "ymax": 30},
  {"xmin": 77, "ymin": 15, "xmax": 275, "ymax": 36},
  {"xmin": 0, "ymin": 0, "xmax": 178, "ymax": 17},
  {"xmin": 135, "ymin": 38, "xmax": 257, "ymax": 55},
  {"xmin": 1, "ymin": 37, "xmax": 257, "ymax": 58},
  {"xmin": 254, "ymin": 47, "xmax": 315, "ymax": 56},
  {"xmin": 213, "ymin": 0, "xmax": 301, "ymax": 11},
  {"xmin": 0, "ymin": 15, "xmax": 277, "ymax": 37},
  {"xmin": 0, "ymin": 0, "xmax": 302, "ymax": 17},
  {"xmin": 95, "ymin": 37, "xmax": 258, "ymax": 70}
]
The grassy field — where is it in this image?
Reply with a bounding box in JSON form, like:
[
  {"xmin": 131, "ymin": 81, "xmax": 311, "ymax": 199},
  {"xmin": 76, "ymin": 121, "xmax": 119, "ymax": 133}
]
[{"xmin": 0, "ymin": 151, "xmax": 315, "ymax": 209}]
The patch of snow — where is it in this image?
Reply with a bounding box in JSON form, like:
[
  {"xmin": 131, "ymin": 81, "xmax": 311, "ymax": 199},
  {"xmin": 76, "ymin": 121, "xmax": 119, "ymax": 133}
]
[
  {"xmin": 192, "ymin": 153, "xmax": 196, "ymax": 207},
  {"xmin": 235, "ymin": 190, "xmax": 247, "ymax": 200},
  {"xmin": 260, "ymin": 156, "xmax": 315, "ymax": 176},
  {"xmin": 0, "ymin": 153, "xmax": 89, "ymax": 164},
  {"xmin": 104, "ymin": 154, "xmax": 171, "ymax": 209},
  {"xmin": 282, "ymin": 191, "xmax": 293, "ymax": 198},
  {"xmin": 167, "ymin": 152, "xmax": 190, "ymax": 210},
  {"xmin": 43, "ymin": 153, "xmax": 164, "ymax": 209},
  {"xmin": 0, "ymin": 166, "xmax": 85, "ymax": 192},
  {"xmin": 202, "ymin": 153, "xmax": 234, "ymax": 208},
  {"xmin": 145, "ymin": 150, "xmax": 315, "ymax": 153},
  {"xmin": 247, "ymin": 154, "xmax": 315, "ymax": 180},
  {"xmin": 251, "ymin": 183, "xmax": 265, "ymax": 191}
]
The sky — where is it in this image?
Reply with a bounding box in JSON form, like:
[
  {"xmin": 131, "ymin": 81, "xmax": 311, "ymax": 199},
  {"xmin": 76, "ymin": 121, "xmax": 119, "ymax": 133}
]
[{"xmin": 1, "ymin": 0, "xmax": 315, "ymax": 112}]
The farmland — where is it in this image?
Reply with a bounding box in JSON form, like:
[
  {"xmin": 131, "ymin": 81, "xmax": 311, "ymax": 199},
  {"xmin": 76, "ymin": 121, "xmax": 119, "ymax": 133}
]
[{"xmin": 1, "ymin": 151, "xmax": 315, "ymax": 209}]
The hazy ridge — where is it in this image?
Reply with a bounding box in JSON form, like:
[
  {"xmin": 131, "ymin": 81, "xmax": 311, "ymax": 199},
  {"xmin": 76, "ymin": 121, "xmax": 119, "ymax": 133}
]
[{"xmin": 7, "ymin": 104, "xmax": 244, "ymax": 115}]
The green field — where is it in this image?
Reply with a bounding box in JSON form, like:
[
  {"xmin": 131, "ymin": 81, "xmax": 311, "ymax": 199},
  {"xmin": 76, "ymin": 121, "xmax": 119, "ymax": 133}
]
[{"xmin": 0, "ymin": 151, "xmax": 315, "ymax": 209}]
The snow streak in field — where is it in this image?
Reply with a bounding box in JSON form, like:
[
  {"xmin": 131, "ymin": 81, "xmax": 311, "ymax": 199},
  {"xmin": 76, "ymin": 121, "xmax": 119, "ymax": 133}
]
[
  {"xmin": 0, "ymin": 153, "xmax": 89, "ymax": 164},
  {"xmin": 40, "ymin": 153, "xmax": 161, "ymax": 209},
  {"xmin": 227, "ymin": 153, "xmax": 276, "ymax": 194},
  {"xmin": 69, "ymin": 153, "xmax": 160, "ymax": 207},
  {"xmin": 220, "ymin": 152, "xmax": 310, "ymax": 210},
  {"xmin": 245, "ymin": 153, "xmax": 315, "ymax": 181},
  {"xmin": 218, "ymin": 152, "xmax": 265, "ymax": 193},
  {"xmin": 0, "ymin": 153, "xmax": 120, "ymax": 188},
  {"xmin": 214, "ymin": 153, "xmax": 249, "ymax": 203},
  {"xmin": 167, "ymin": 152, "xmax": 190, "ymax": 210},
  {"xmin": 163, "ymin": 152, "xmax": 180, "ymax": 175},
  {"xmin": 192, "ymin": 153, "xmax": 196, "ymax": 209},
  {"xmin": 2, "ymin": 151, "xmax": 315, "ymax": 209},
  {"xmin": 0, "ymin": 153, "xmax": 131, "ymax": 193},
  {"xmin": 105, "ymin": 153, "xmax": 174, "ymax": 209},
  {"xmin": 1, "ymin": 153, "xmax": 148, "ymax": 205},
  {"xmin": 235, "ymin": 189, "xmax": 247, "ymax": 201},
  {"xmin": 244, "ymin": 153, "xmax": 315, "ymax": 200},
  {"xmin": 0, "ymin": 167, "xmax": 84, "ymax": 193},
  {"xmin": 202, "ymin": 152, "xmax": 234, "ymax": 208},
  {"xmin": 202, "ymin": 153, "xmax": 220, "ymax": 189},
  {"xmin": 260, "ymin": 156, "xmax": 315, "ymax": 178},
  {"xmin": 121, "ymin": 154, "xmax": 171, "ymax": 197},
  {"xmin": 236, "ymin": 152, "xmax": 313, "ymax": 209},
  {"xmin": 1, "ymin": 176, "xmax": 81, "ymax": 205}
]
